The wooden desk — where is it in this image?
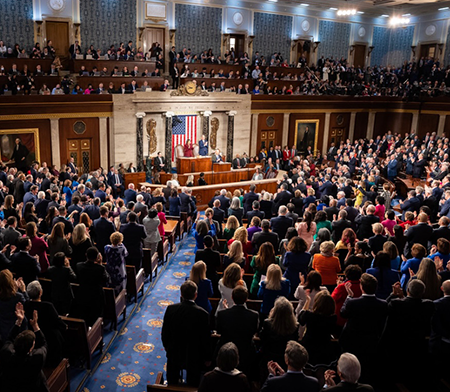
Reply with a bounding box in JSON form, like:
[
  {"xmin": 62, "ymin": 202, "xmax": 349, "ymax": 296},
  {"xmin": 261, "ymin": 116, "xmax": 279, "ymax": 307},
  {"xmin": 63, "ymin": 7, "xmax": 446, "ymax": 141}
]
[
  {"xmin": 140, "ymin": 171, "xmax": 285, "ymax": 209},
  {"xmin": 213, "ymin": 163, "xmax": 231, "ymax": 172},
  {"xmin": 70, "ymin": 59, "xmax": 156, "ymax": 74},
  {"xmin": 395, "ymin": 176, "xmax": 426, "ymax": 199},
  {"xmin": 176, "ymin": 156, "xmax": 211, "ymax": 175},
  {"xmin": 160, "ymin": 167, "xmax": 256, "ymax": 186},
  {"xmin": 0, "ymin": 75, "xmax": 60, "ymax": 90},
  {"xmin": 123, "ymin": 172, "xmax": 146, "ymax": 188}
]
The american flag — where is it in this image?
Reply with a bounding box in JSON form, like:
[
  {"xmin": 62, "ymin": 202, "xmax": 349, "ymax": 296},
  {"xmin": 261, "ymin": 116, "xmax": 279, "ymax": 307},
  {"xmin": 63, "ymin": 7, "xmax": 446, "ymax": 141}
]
[{"xmin": 172, "ymin": 115, "xmax": 198, "ymax": 160}]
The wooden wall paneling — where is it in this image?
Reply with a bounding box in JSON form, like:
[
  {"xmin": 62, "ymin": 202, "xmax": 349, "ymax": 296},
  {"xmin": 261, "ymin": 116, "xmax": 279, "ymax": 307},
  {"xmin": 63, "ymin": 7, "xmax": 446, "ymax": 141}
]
[
  {"xmin": 257, "ymin": 113, "xmax": 284, "ymax": 151},
  {"xmin": 329, "ymin": 112, "xmax": 350, "ymax": 148},
  {"xmin": 0, "ymin": 119, "xmax": 52, "ymax": 165},
  {"xmin": 444, "ymin": 116, "xmax": 450, "ymax": 136},
  {"xmin": 354, "ymin": 112, "xmax": 369, "ymax": 141},
  {"xmin": 373, "ymin": 112, "xmax": 413, "ymax": 139},
  {"xmin": 417, "ymin": 114, "xmax": 439, "ymax": 139},
  {"xmin": 59, "ymin": 118, "xmax": 100, "ymax": 171}
]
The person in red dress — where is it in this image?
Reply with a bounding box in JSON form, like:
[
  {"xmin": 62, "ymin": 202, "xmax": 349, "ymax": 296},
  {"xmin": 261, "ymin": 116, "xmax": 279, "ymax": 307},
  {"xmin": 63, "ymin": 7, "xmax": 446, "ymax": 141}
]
[{"xmin": 183, "ymin": 139, "xmax": 194, "ymax": 157}]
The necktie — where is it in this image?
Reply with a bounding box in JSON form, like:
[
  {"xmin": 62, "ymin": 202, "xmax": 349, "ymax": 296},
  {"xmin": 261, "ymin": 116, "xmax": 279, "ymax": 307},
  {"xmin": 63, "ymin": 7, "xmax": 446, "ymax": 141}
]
[{"xmin": 115, "ymin": 175, "xmax": 119, "ymax": 185}]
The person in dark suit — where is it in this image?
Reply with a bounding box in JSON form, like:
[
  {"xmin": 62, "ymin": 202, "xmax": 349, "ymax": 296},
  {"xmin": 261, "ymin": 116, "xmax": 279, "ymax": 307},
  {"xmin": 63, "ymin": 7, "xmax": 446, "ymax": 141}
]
[
  {"xmin": 232, "ymin": 154, "xmax": 243, "ymax": 169},
  {"xmin": 1, "ymin": 216, "xmax": 21, "ymax": 252},
  {"xmin": 9, "ymin": 138, "xmax": 29, "ymax": 172},
  {"xmin": 403, "ymin": 213, "xmax": 433, "ymax": 258},
  {"xmin": 34, "ymin": 192, "xmax": 50, "ymax": 220},
  {"xmin": 331, "ymin": 210, "xmax": 352, "ymax": 244},
  {"xmin": 195, "ymin": 235, "xmax": 220, "ymax": 290},
  {"xmin": 247, "ymin": 200, "xmax": 265, "ymax": 222},
  {"xmin": 217, "ymin": 190, "xmax": 231, "ymax": 217},
  {"xmin": 216, "ymin": 287, "xmax": 259, "ymax": 376},
  {"xmin": 261, "ymin": 340, "xmax": 319, "ymax": 392},
  {"xmin": 69, "ymin": 40, "xmax": 81, "ymax": 58},
  {"xmin": 355, "ymin": 205, "xmax": 380, "ymax": 240},
  {"xmin": 412, "ymin": 154, "xmax": 427, "ymax": 179},
  {"xmin": 399, "ymin": 190, "xmax": 421, "ymax": 221},
  {"xmin": 243, "ymin": 185, "xmax": 259, "ymax": 215},
  {"xmin": 154, "ymin": 152, "xmax": 165, "ymax": 172},
  {"xmin": 24, "ymin": 280, "xmax": 67, "ymax": 367},
  {"xmin": 67, "ymin": 157, "xmax": 77, "ymax": 175},
  {"xmin": 198, "ymin": 135, "xmax": 208, "ymax": 156},
  {"xmin": 270, "ymin": 206, "xmax": 293, "ymax": 241},
  {"xmin": 108, "ymin": 169, "xmax": 124, "ymax": 198},
  {"xmin": 252, "ymin": 219, "xmax": 279, "ymax": 252},
  {"xmin": 134, "ymin": 195, "xmax": 148, "ymax": 224},
  {"xmin": 273, "ymin": 184, "xmax": 292, "ymax": 212},
  {"xmin": 162, "ymin": 281, "xmax": 211, "ymax": 387},
  {"xmin": 67, "ymin": 196, "xmax": 83, "ymax": 226},
  {"xmin": 51, "ymin": 206, "xmax": 74, "ymax": 235},
  {"xmin": 212, "ymin": 200, "xmax": 225, "ymax": 227},
  {"xmin": 124, "ymin": 183, "xmax": 137, "ymax": 204},
  {"xmin": 198, "ymin": 172, "xmax": 208, "ymax": 186},
  {"xmin": 368, "ymin": 223, "xmax": 388, "ymax": 255},
  {"xmin": 431, "ymin": 216, "xmax": 450, "ymax": 245},
  {"xmin": 319, "ymin": 175, "xmax": 333, "ymax": 197},
  {"xmin": 75, "ymin": 247, "xmax": 110, "ymax": 326},
  {"xmin": 94, "ymin": 183, "xmax": 107, "ymax": 203},
  {"xmin": 340, "ymin": 273, "xmax": 388, "ymax": 381},
  {"xmin": 325, "ymin": 199, "xmax": 340, "ymax": 222},
  {"xmin": 10, "ymin": 237, "xmax": 41, "ymax": 286},
  {"xmin": 323, "ymin": 353, "xmax": 374, "ymax": 391},
  {"xmin": 92, "ymin": 206, "xmax": 115, "ymax": 255},
  {"xmin": 180, "ymin": 188, "xmax": 195, "ymax": 217},
  {"xmin": 119, "ymin": 212, "xmax": 147, "ymax": 270},
  {"xmin": 0, "ymin": 302, "xmax": 48, "ymax": 392},
  {"xmin": 430, "ymin": 280, "xmax": 450, "ymax": 359},
  {"xmin": 84, "ymin": 197, "xmax": 101, "ymax": 221}
]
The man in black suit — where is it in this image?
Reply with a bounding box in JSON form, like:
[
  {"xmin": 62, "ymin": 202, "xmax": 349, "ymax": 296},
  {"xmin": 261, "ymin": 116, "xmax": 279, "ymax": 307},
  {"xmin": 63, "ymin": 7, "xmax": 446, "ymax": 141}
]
[
  {"xmin": 216, "ymin": 287, "xmax": 259, "ymax": 375},
  {"xmin": 345, "ymin": 198, "xmax": 359, "ymax": 231},
  {"xmin": 232, "ymin": 154, "xmax": 243, "ymax": 169},
  {"xmin": 76, "ymin": 247, "xmax": 110, "ymax": 326},
  {"xmin": 331, "ymin": 210, "xmax": 352, "ymax": 244},
  {"xmin": 34, "ymin": 191, "xmax": 50, "ymax": 220},
  {"xmin": 261, "ymin": 341, "xmax": 319, "ymax": 392},
  {"xmin": 134, "ymin": 194, "xmax": 148, "ymax": 224},
  {"xmin": 212, "ymin": 200, "xmax": 225, "ymax": 228},
  {"xmin": 368, "ymin": 223, "xmax": 388, "ymax": 255},
  {"xmin": 247, "ymin": 200, "xmax": 265, "ymax": 222},
  {"xmin": 404, "ymin": 212, "xmax": 433, "ymax": 258},
  {"xmin": 67, "ymin": 196, "xmax": 83, "ymax": 226},
  {"xmin": 195, "ymin": 236, "xmax": 220, "ymax": 291},
  {"xmin": 108, "ymin": 169, "xmax": 124, "ymax": 198},
  {"xmin": 270, "ymin": 206, "xmax": 293, "ymax": 241},
  {"xmin": 273, "ymin": 184, "xmax": 292, "ymax": 212},
  {"xmin": 0, "ymin": 302, "xmax": 48, "ymax": 392},
  {"xmin": 399, "ymin": 190, "xmax": 421, "ymax": 221},
  {"xmin": 51, "ymin": 206, "xmax": 74, "ymax": 235},
  {"xmin": 120, "ymin": 202, "xmax": 135, "ymax": 224},
  {"xmin": 1, "ymin": 217, "xmax": 21, "ymax": 254},
  {"xmin": 69, "ymin": 40, "xmax": 81, "ymax": 58},
  {"xmin": 252, "ymin": 219, "xmax": 279, "ymax": 252},
  {"xmin": 325, "ymin": 199, "xmax": 340, "ymax": 222},
  {"xmin": 431, "ymin": 216, "xmax": 450, "ymax": 245},
  {"xmin": 243, "ymin": 184, "xmax": 259, "ymax": 215},
  {"xmin": 355, "ymin": 205, "xmax": 380, "ymax": 240},
  {"xmin": 84, "ymin": 197, "xmax": 101, "ymax": 221},
  {"xmin": 154, "ymin": 152, "xmax": 165, "ymax": 172},
  {"xmin": 285, "ymin": 203, "xmax": 298, "ymax": 225},
  {"xmin": 430, "ymin": 280, "xmax": 450, "ymax": 360},
  {"xmin": 340, "ymin": 274, "xmax": 388, "ymax": 381},
  {"xmin": 162, "ymin": 281, "xmax": 211, "ymax": 387},
  {"xmin": 92, "ymin": 206, "xmax": 115, "ymax": 255},
  {"xmin": 119, "ymin": 212, "xmax": 147, "ymax": 270},
  {"xmin": 67, "ymin": 157, "xmax": 77, "ymax": 175},
  {"xmin": 217, "ymin": 189, "xmax": 230, "ymax": 217},
  {"xmin": 180, "ymin": 188, "xmax": 196, "ymax": 217},
  {"xmin": 10, "ymin": 237, "xmax": 41, "ymax": 285}
]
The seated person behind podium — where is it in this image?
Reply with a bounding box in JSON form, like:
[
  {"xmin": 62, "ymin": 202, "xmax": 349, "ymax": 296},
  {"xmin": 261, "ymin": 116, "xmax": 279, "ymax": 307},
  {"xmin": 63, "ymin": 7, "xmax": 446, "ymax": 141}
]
[{"xmin": 212, "ymin": 149, "xmax": 223, "ymax": 163}]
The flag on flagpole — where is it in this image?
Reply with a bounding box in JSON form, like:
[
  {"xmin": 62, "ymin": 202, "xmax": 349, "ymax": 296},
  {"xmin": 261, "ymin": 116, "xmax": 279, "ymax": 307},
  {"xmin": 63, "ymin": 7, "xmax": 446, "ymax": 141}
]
[{"xmin": 172, "ymin": 115, "xmax": 198, "ymax": 160}]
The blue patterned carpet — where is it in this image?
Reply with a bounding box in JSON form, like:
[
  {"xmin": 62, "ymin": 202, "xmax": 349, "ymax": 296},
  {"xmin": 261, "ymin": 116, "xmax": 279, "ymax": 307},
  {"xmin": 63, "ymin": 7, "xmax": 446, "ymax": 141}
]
[{"xmin": 81, "ymin": 235, "xmax": 196, "ymax": 392}]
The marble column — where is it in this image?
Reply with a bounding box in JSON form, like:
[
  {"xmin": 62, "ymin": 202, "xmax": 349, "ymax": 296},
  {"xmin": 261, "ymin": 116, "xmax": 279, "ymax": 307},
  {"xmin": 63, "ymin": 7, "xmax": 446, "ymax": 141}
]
[
  {"xmin": 323, "ymin": 112, "xmax": 331, "ymax": 155},
  {"xmin": 226, "ymin": 111, "xmax": 237, "ymax": 163},
  {"xmin": 282, "ymin": 113, "xmax": 290, "ymax": 148},
  {"xmin": 411, "ymin": 112, "xmax": 419, "ymax": 133},
  {"xmin": 50, "ymin": 119, "xmax": 60, "ymax": 168},
  {"xmin": 200, "ymin": 111, "xmax": 212, "ymax": 154},
  {"xmin": 251, "ymin": 113, "xmax": 259, "ymax": 157},
  {"xmin": 164, "ymin": 112, "xmax": 174, "ymax": 172},
  {"xmin": 348, "ymin": 112, "xmax": 357, "ymax": 142},
  {"xmin": 135, "ymin": 112, "xmax": 146, "ymax": 172},
  {"xmin": 367, "ymin": 112, "xmax": 376, "ymax": 140},
  {"xmin": 99, "ymin": 117, "xmax": 108, "ymax": 169},
  {"xmin": 437, "ymin": 114, "xmax": 446, "ymax": 137}
]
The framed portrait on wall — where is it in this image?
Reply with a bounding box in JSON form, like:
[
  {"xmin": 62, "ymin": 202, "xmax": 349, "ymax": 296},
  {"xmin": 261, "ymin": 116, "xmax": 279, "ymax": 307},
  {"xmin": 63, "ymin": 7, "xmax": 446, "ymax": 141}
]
[
  {"xmin": 294, "ymin": 120, "xmax": 319, "ymax": 155},
  {"xmin": 0, "ymin": 129, "xmax": 40, "ymax": 169}
]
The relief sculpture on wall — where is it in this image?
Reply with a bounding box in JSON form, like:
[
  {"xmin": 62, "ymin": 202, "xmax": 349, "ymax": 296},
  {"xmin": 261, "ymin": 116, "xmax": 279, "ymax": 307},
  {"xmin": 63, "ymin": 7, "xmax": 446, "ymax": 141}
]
[
  {"xmin": 146, "ymin": 118, "xmax": 157, "ymax": 154},
  {"xmin": 210, "ymin": 117, "xmax": 219, "ymax": 150}
]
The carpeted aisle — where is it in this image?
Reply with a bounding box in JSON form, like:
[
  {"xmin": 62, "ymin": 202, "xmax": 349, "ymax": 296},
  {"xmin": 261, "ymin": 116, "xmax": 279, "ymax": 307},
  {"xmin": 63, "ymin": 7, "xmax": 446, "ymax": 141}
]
[{"xmin": 81, "ymin": 234, "xmax": 196, "ymax": 392}]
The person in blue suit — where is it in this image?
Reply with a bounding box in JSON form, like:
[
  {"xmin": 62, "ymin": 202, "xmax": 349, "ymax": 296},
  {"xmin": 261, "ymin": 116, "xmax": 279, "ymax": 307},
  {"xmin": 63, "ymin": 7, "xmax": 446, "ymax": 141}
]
[
  {"xmin": 439, "ymin": 190, "xmax": 450, "ymax": 218},
  {"xmin": 399, "ymin": 190, "xmax": 421, "ymax": 221},
  {"xmin": 386, "ymin": 154, "xmax": 398, "ymax": 181},
  {"xmin": 93, "ymin": 206, "xmax": 115, "ymax": 256},
  {"xmin": 198, "ymin": 134, "xmax": 208, "ymax": 156}
]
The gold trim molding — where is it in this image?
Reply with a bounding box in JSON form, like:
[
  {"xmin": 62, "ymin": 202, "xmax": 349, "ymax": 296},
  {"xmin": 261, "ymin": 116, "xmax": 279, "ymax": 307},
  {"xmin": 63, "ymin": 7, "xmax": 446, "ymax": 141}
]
[{"xmin": 0, "ymin": 112, "xmax": 113, "ymax": 121}]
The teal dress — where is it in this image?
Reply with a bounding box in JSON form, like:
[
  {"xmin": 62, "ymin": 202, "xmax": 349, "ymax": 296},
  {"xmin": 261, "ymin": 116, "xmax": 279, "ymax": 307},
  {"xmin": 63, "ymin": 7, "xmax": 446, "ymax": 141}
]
[{"xmin": 314, "ymin": 220, "xmax": 332, "ymax": 240}]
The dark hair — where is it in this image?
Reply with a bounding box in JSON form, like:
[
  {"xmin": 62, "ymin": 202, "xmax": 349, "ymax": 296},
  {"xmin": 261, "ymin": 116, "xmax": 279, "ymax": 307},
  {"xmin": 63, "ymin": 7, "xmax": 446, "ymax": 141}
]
[
  {"xmin": 437, "ymin": 238, "xmax": 450, "ymax": 255},
  {"xmin": 346, "ymin": 198, "xmax": 355, "ymax": 207},
  {"xmin": 360, "ymin": 273, "xmax": 378, "ymax": 295},
  {"xmin": 216, "ymin": 342, "xmax": 240, "ymax": 372},
  {"xmin": 287, "ymin": 236, "xmax": 307, "ymax": 253},
  {"xmin": 304, "ymin": 270, "xmax": 322, "ymax": 291},
  {"xmin": 181, "ymin": 280, "xmax": 197, "ymax": 300},
  {"xmin": 52, "ymin": 252, "xmax": 66, "ymax": 267},
  {"xmin": 203, "ymin": 235, "xmax": 213, "ymax": 248},
  {"xmin": 127, "ymin": 201, "xmax": 135, "ymax": 210},
  {"xmin": 303, "ymin": 211, "xmax": 313, "ymax": 232},
  {"xmin": 72, "ymin": 196, "xmax": 80, "ymax": 205},
  {"xmin": 287, "ymin": 203, "xmax": 295, "ymax": 212},
  {"xmin": 17, "ymin": 237, "xmax": 30, "ymax": 251},
  {"xmin": 14, "ymin": 330, "xmax": 36, "ymax": 356},
  {"xmin": 86, "ymin": 247, "xmax": 99, "ymax": 261},
  {"xmin": 148, "ymin": 208, "xmax": 158, "ymax": 219},
  {"xmin": 314, "ymin": 210, "xmax": 327, "ymax": 223},
  {"xmin": 344, "ymin": 264, "xmax": 362, "ymax": 281},
  {"xmin": 128, "ymin": 211, "xmax": 137, "ymax": 222},
  {"xmin": 6, "ymin": 216, "xmax": 17, "ymax": 226},
  {"xmin": 386, "ymin": 210, "xmax": 395, "ymax": 220},
  {"xmin": 285, "ymin": 227, "xmax": 298, "ymax": 241},
  {"xmin": 376, "ymin": 196, "xmax": 385, "ymax": 205},
  {"xmin": 231, "ymin": 286, "xmax": 248, "ymax": 305}
]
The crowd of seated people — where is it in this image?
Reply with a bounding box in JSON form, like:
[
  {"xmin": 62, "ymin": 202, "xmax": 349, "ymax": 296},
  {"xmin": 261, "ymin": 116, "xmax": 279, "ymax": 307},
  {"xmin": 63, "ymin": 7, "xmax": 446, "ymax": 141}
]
[
  {"xmin": 0, "ymin": 40, "xmax": 57, "ymax": 59},
  {"xmin": 161, "ymin": 129, "xmax": 450, "ymax": 390}
]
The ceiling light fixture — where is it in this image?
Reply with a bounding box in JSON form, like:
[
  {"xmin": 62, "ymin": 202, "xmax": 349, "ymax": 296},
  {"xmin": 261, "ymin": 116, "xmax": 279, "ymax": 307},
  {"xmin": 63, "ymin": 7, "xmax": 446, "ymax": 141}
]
[
  {"xmin": 300, "ymin": 3, "xmax": 309, "ymax": 6},
  {"xmin": 337, "ymin": 9, "xmax": 357, "ymax": 16},
  {"xmin": 438, "ymin": 7, "xmax": 449, "ymax": 10},
  {"xmin": 357, "ymin": 11, "xmax": 364, "ymax": 14},
  {"xmin": 389, "ymin": 16, "xmax": 410, "ymax": 26},
  {"xmin": 381, "ymin": 14, "xmax": 389, "ymax": 17},
  {"xmin": 402, "ymin": 13, "xmax": 411, "ymax": 16}
]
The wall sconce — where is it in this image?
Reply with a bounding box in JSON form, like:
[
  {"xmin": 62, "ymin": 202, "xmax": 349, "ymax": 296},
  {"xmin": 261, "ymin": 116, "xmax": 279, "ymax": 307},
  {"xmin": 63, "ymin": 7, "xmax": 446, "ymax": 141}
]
[
  {"xmin": 438, "ymin": 43, "xmax": 444, "ymax": 55},
  {"xmin": 368, "ymin": 46, "xmax": 375, "ymax": 55},
  {"xmin": 36, "ymin": 20, "xmax": 43, "ymax": 37},
  {"xmin": 411, "ymin": 45, "xmax": 416, "ymax": 56},
  {"xmin": 222, "ymin": 34, "xmax": 230, "ymax": 45},
  {"xmin": 313, "ymin": 41, "xmax": 320, "ymax": 52},
  {"xmin": 73, "ymin": 23, "xmax": 80, "ymax": 40},
  {"xmin": 349, "ymin": 45, "xmax": 355, "ymax": 55},
  {"xmin": 138, "ymin": 27, "xmax": 145, "ymax": 40}
]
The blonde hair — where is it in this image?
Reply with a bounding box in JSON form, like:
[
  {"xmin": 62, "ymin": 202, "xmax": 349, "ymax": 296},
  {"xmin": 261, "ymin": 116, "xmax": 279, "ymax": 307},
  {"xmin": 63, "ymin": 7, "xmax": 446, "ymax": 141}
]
[
  {"xmin": 233, "ymin": 189, "xmax": 241, "ymax": 198},
  {"xmin": 233, "ymin": 227, "xmax": 248, "ymax": 244},
  {"xmin": 187, "ymin": 175, "xmax": 194, "ymax": 184},
  {"xmin": 269, "ymin": 297, "xmax": 298, "ymax": 335},
  {"xmin": 307, "ymin": 188, "xmax": 315, "ymax": 196},
  {"xmin": 190, "ymin": 261, "xmax": 207, "ymax": 285},
  {"xmin": 110, "ymin": 232, "xmax": 123, "ymax": 246},
  {"xmin": 372, "ymin": 222, "xmax": 384, "ymax": 234},
  {"xmin": 265, "ymin": 264, "xmax": 283, "ymax": 291},
  {"xmin": 227, "ymin": 240, "xmax": 244, "ymax": 263},
  {"xmin": 72, "ymin": 223, "xmax": 88, "ymax": 246},
  {"xmin": 222, "ymin": 263, "xmax": 242, "ymax": 289},
  {"xmin": 226, "ymin": 215, "xmax": 239, "ymax": 230},
  {"xmin": 320, "ymin": 241, "xmax": 335, "ymax": 255},
  {"xmin": 153, "ymin": 188, "xmax": 162, "ymax": 197}
]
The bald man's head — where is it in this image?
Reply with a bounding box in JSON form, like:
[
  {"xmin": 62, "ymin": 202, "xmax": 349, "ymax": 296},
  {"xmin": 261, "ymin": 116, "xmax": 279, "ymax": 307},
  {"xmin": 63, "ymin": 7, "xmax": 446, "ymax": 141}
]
[
  {"xmin": 442, "ymin": 280, "xmax": 450, "ymax": 296},
  {"xmin": 418, "ymin": 213, "xmax": 428, "ymax": 223}
]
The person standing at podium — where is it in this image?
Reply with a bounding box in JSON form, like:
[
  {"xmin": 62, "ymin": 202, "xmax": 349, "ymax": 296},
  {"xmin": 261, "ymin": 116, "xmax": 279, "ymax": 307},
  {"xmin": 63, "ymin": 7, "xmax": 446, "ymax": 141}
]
[
  {"xmin": 212, "ymin": 149, "xmax": 223, "ymax": 163},
  {"xmin": 199, "ymin": 134, "xmax": 208, "ymax": 156},
  {"xmin": 183, "ymin": 139, "xmax": 194, "ymax": 157}
]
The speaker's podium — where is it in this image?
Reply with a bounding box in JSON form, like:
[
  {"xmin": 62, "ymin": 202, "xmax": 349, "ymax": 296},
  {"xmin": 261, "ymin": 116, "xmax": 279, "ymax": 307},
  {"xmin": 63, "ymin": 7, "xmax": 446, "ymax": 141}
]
[
  {"xmin": 123, "ymin": 172, "xmax": 146, "ymax": 188},
  {"xmin": 176, "ymin": 156, "xmax": 211, "ymax": 175}
]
